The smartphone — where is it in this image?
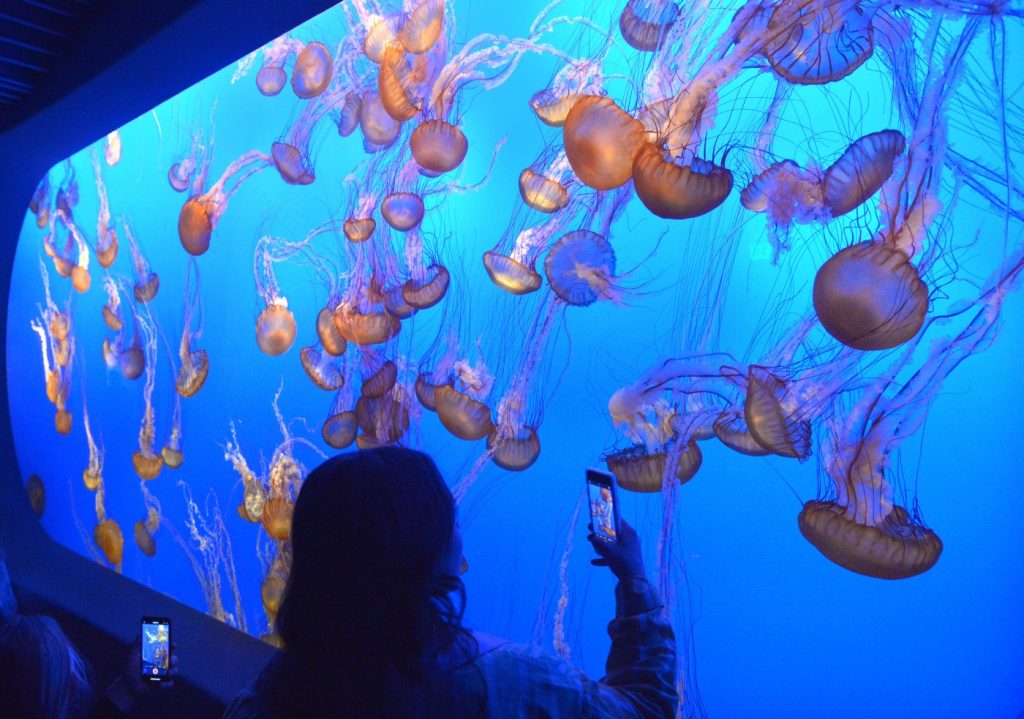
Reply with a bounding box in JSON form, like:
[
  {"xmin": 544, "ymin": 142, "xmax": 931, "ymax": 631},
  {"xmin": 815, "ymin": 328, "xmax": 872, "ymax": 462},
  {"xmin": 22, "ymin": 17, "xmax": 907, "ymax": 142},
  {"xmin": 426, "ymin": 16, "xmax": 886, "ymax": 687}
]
[
  {"xmin": 140, "ymin": 617, "xmax": 171, "ymax": 682},
  {"xmin": 587, "ymin": 468, "xmax": 619, "ymax": 543}
]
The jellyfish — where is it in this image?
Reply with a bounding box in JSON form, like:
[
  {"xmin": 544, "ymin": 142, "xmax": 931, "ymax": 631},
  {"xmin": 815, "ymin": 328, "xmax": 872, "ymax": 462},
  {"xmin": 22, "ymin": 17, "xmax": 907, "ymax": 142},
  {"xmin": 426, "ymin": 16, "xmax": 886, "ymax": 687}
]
[
  {"xmin": 131, "ymin": 309, "xmax": 163, "ymax": 481},
  {"xmin": 82, "ymin": 402, "xmax": 103, "ymax": 491},
  {"xmin": 162, "ymin": 395, "xmax": 185, "ymax": 469},
  {"xmin": 822, "ymin": 130, "xmax": 907, "ymax": 217},
  {"xmin": 527, "ymin": 41, "xmax": 608, "ymax": 128},
  {"xmin": 619, "ymin": 0, "xmax": 680, "ymax": 52},
  {"xmin": 399, "ymin": 0, "xmax": 445, "ymax": 54},
  {"xmin": 740, "ymin": 160, "xmax": 827, "ymax": 261},
  {"xmin": 605, "ymin": 397, "xmax": 704, "ymax": 492},
  {"xmin": 177, "ymin": 260, "xmax": 209, "ymax": 397},
  {"xmin": 134, "ymin": 481, "xmax": 162, "ymax": 557},
  {"xmin": 291, "ymin": 41, "xmax": 333, "ymax": 99},
  {"xmin": 742, "ymin": 365, "xmax": 811, "ymax": 460},
  {"xmin": 253, "ymin": 235, "xmax": 299, "ymax": 356},
  {"xmin": 483, "ymin": 208, "xmax": 569, "ymax": 295},
  {"xmin": 378, "ymin": 44, "xmax": 430, "ymax": 122},
  {"xmin": 30, "ymin": 174, "xmax": 51, "ymax": 228},
  {"xmin": 632, "ymin": 145, "xmax": 733, "ymax": 220},
  {"xmin": 94, "ymin": 519, "xmax": 124, "ymax": 570},
  {"xmin": 271, "ymin": 77, "xmax": 345, "ymax": 185},
  {"xmin": 761, "ymin": 0, "xmax": 877, "ymax": 86},
  {"xmin": 434, "ymin": 357, "xmax": 494, "ymax": 441},
  {"xmin": 322, "ymin": 385, "xmax": 358, "ymax": 449},
  {"xmin": 168, "ymin": 129, "xmax": 210, "ymax": 194},
  {"xmin": 563, "ymin": 96, "xmax": 647, "ymax": 190},
  {"xmin": 120, "ymin": 217, "xmax": 159, "ymax": 303},
  {"xmin": 254, "ymin": 36, "xmax": 303, "ymax": 96},
  {"xmin": 356, "ymin": 392, "xmax": 411, "ymax": 446},
  {"xmin": 333, "ymin": 301, "xmax": 401, "ymax": 345},
  {"xmin": 381, "ymin": 191, "xmax": 425, "ymax": 232},
  {"xmin": 301, "ymin": 345, "xmax": 345, "ymax": 390},
  {"xmin": 543, "ymin": 229, "xmax": 620, "ymax": 306},
  {"xmin": 359, "ymin": 91, "xmax": 403, "ymax": 151},
  {"xmin": 90, "ymin": 150, "xmax": 119, "ymax": 268},
  {"xmin": 360, "ymin": 357, "xmax": 398, "ymax": 399},
  {"xmin": 402, "ymin": 262, "xmax": 450, "ymax": 309},
  {"xmin": 334, "ymin": 92, "xmax": 362, "ymax": 137},
  {"xmin": 111, "ymin": 295, "xmax": 146, "ymax": 381},
  {"xmin": 225, "ymin": 423, "xmax": 266, "ymax": 525},
  {"xmin": 410, "ymin": 120, "xmax": 467, "ymax": 174},
  {"xmin": 26, "ymin": 474, "xmax": 45, "ymax": 518},
  {"xmin": 178, "ymin": 149, "xmax": 272, "ymax": 256},
  {"xmin": 104, "ymin": 130, "xmax": 122, "ymax": 166}
]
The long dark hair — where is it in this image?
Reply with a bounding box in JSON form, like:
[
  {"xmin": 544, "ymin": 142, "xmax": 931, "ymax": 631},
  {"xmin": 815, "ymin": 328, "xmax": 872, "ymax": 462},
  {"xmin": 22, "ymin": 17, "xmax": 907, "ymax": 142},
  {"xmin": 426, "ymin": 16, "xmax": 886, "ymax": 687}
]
[{"xmin": 256, "ymin": 447, "xmax": 482, "ymax": 717}]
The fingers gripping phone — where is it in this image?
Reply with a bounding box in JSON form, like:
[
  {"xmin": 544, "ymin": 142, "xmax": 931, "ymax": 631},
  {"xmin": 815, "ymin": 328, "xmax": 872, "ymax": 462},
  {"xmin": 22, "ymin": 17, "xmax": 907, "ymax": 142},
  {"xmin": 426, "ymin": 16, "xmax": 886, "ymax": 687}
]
[
  {"xmin": 141, "ymin": 617, "xmax": 171, "ymax": 682},
  {"xmin": 587, "ymin": 469, "xmax": 620, "ymax": 542}
]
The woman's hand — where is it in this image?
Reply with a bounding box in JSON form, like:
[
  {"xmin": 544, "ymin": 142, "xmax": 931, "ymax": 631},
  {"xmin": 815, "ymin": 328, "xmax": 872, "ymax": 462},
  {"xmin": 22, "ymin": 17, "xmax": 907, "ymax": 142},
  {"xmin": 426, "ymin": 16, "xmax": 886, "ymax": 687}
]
[
  {"xmin": 588, "ymin": 518, "xmax": 646, "ymax": 582},
  {"xmin": 104, "ymin": 636, "xmax": 179, "ymax": 712}
]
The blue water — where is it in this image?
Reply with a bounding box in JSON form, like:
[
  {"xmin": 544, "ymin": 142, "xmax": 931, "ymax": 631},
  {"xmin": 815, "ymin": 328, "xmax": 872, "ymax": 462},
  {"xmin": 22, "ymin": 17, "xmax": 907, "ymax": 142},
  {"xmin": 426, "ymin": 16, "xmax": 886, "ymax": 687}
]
[{"xmin": 7, "ymin": 3, "xmax": 1024, "ymax": 716}]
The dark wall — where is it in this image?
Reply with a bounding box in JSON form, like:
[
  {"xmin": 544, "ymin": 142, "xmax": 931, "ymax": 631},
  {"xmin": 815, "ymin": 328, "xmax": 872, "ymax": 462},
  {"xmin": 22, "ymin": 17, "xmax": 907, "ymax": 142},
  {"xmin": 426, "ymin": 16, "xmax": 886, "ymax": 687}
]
[{"xmin": 0, "ymin": 1, "xmax": 335, "ymax": 714}]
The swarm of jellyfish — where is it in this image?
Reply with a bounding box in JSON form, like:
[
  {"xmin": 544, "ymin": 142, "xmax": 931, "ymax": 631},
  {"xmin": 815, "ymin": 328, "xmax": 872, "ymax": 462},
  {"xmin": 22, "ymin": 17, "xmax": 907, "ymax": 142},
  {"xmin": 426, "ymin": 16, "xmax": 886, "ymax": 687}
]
[{"xmin": 17, "ymin": 0, "xmax": 1024, "ymax": 714}]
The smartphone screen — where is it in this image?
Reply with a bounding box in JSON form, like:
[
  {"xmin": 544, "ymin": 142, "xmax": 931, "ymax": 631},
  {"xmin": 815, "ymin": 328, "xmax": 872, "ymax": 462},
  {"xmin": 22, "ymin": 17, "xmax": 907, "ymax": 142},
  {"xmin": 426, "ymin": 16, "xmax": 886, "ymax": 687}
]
[
  {"xmin": 587, "ymin": 469, "xmax": 619, "ymax": 542},
  {"xmin": 140, "ymin": 617, "xmax": 171, "ymax": 682}
]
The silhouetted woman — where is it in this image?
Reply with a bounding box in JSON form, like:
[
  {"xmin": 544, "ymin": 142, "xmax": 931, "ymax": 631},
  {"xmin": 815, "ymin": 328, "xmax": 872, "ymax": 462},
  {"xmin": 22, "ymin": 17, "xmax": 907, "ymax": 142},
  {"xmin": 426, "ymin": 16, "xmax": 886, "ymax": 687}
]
[{"xmin": 224, "ymin": 447, "xmax": 676, "ymax": 718}]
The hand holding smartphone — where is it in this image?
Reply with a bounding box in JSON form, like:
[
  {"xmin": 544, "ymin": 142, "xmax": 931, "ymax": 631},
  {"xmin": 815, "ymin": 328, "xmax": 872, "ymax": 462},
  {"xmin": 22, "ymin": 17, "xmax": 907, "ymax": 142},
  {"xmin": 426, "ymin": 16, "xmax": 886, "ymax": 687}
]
[{"xmin": 140, "ymin": 617, "xmax": 172, "ymax": 683}]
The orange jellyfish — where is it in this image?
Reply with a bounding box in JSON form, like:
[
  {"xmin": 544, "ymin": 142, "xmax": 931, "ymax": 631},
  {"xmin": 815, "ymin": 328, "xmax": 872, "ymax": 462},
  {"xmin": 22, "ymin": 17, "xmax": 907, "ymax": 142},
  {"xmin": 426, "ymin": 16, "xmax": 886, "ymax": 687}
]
[
  {"xmin": 335, "ymin": 92, "xmax": 362, "ymax": 136},
  {"xmin": 333, "ymin": 302, "xmax": 401, "ymax": 346},
  {"xmin": 291, "ymin": 41, "xmax": 333, "ymax": 99},
  {"xmin": 134, "ymin": 483, "xmax": 162, "ymax": 557},
  {"xmin": 95, "ymin": 519, "xmax": 125, "ymax": 569},
  {"xmin": 90, "ymin": 150, "xmax": 119, "ymax": 268},
  {"xmin": 356, "ymin": 394, "xmax": 410, "ymax": 446},
  {"xmin": 178, "ymin": 149, "xmax": 271, "ymax": 256},
  {"xmin": 378, "ymin": 45, "xmax": 426, "ymax": 122},
  {"xmin": 177, "ymin": 262, "xmax": 209, "ymax": 397},
  {"xmin": 563, "ymin": 95, "xmax": 647, "ymax": 190},
  {"xmin": 162, "ymin": 395, "xmax": 185, "ymax": 470},
  {"xmin": 434, "ymin": 358, "xmax": 494, "ymax": 441},
  {"xmin": 519, "ymin": 166, "xmax": 569, "ymax": 214},
  {"xmin": 82, "ymin": 403, "xmax": 103, "ymax": 491},
  {"xmin": 632, "ymin": 145, "xmax": 733, "ymax": 220},
  {"xmin": 743, "ymin": 366, "xmax": 812, "ymax": 459},
  {"xmin": 131, "ymin": 311, "xmax": 163, "ymax": 481},
  {"xmin": 362, "ymin": 13, "xmax": 403, "ymax": 64},
  {"xmin": 606, "ymin": 442, "xmax": 702, "ymax": 493},
  {"xmin": 619, "ymin": 0, "xmax": 680, "ymax": 51},
  {"xmin": 360, "ymin": 358, "xmax": 398, "ymax": 399},
  {"xmin": 30, "ymin": 174, "xmax": 51, "ymax": 228},
  {"xmin": 359, "ymin": 91, "xmax": 403, "ymax": 151},
  {"xmin": 483, "ymin": 251, "xmax": 543, "ymax": 295},
  {"xmin": 381, "ymin": 191, "xmax": 425, "ymax": 231},
  {"xmin": 26, "ymin": 474, "xmax": 45, "ymax": 518},
  {"xmin": 823, "ymin": 130, "xmax": 906, "ymax": 217},
  {"xmin": 254, "ymin": 36, "xmax": 302, "ymax": 96},
  {"xmin": 122, "ymin": 217, "xmax": 159, "ymax": 303},
  {"xmin": 398, "ymin": 0, "xmax": 445, "ymax": 54},
  {"xmin": 403, "ymin": 262, "xmax": 450, "ymax": 309},
  {"xmin": 762, "ymin": 0, "xmax": 877, "ymax": 85},
  {"xmin": 168, "ymin": 130, "xmax": 209, "ymax": 193},
  {"xmin": 316, "ymin": 305, "xmax": 348, "ymax": 356},
  {"xmin": 410, "ymin": 120, "xmax": 468, "ymax": 174},
  {"xmin": 301, "ymin": 345, "xmax": 345, "ymax": 390},
  {"xmin": 225, "ymin": 424, "xmax": 266, "ymax": 524},
  {"xmin": 253, "ymin": 235, "xmax": 298, "ymax": 356},
  {"xmin": 104, "ymin": 130, "xmax": 122, "ymax": 166},
  {"xmin": 322, "ymin": 388, "xmax": 358, "ymax": 450}
]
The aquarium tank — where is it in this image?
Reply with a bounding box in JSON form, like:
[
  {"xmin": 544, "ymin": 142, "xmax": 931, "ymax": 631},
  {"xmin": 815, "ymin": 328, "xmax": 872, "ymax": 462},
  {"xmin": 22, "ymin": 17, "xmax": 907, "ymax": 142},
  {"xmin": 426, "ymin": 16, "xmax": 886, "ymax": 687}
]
[{"xmin": 7, "ymin": 0, "xmax": 1024, "ymax": 715}]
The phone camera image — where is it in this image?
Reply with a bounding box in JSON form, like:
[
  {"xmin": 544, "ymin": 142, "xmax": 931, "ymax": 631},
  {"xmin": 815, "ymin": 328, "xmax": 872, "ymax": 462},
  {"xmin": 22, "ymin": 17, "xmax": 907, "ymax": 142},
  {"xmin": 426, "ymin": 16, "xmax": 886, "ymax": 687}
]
[
  {"xmin": 588, "ymin": 478, "xmax": 618, "ymax": 542},
  {"xmin": 141, "ymin": 620, "xmax": 171, "ymax": 682}
]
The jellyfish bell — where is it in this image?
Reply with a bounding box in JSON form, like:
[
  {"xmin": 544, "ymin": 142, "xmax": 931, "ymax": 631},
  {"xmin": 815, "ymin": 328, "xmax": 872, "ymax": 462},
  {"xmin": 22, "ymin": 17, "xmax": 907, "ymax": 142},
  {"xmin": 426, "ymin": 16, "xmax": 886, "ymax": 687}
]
[
  {"xmin": 799, "ymin": 500, "xmax": 942, "ymax": 579},
  {"xmin": 119, "ymin": 346, "xmax": 145, "ymax": 381},
  {"xmin": 360, "ymin": 92, "xmax": 403, "ymax": 149},
  {"xmin": 529, "ymin": 89, "xmax": 582, "ymax": 128},
  {"xmin": 385, "ymin": 284, "xmax": 418, "ymax": 319},
  {"xmin": 329, "ymin": 93, "xmax": 361, "ymax": 140},
  {"xmin": 410, "ymin": 120, "xmax": 468, "ymax": 174},
  {"xmin": 177, "ymin": 349, "xmax": 209, "ymax": 397},
  {"xmin": 356, "ymin": 395, "xmax": 410, "ymax": 443},
  {"xmin": 161, "ymin": 444, "xmax": 184, "ymax": 470},
  {"xmin": 343, "ymin": 217, "xmax": 376, "ymax": 243},
  {"xmin": 518, "ymin": 168, "xmax": 569, "ymax": 213},
  {"xmin": 632, "ymin": 146, "xmax": 733, "ymax": 220},
  {"xmin": 483, "ymin": 252, "xmax": 542, "ymax": 295},
  {"xmin": 45, "ymin": 370, "xmax": 60, "ymax": 404},
  {"xmin": 82, "ymin": 468, "xmax": 101, "ymax": 492},
  {"xmin": 178, "ymin": 197, "xmax": 214, "ymax": 256},
  {"xmin": 133, "ymin": 450, "xmax": 164, "ymax": 481},
  {"xmin": 563, "ymin": 95, "xmax": 647, "ymax": 190},
  {"xmin": 102, "ymin": 339, "xmax": 118, "ymax": 370},
  {"xmin": 262, "ymin": 498, "xmax": 294, "ymax": 541},
  {"xmin": 363, "ymin": 13, "xmax": 404, "ymax": 63},
  {"xmin": 403, "ymin": 263, "xmax": 450, "ymax": 309},
  {"xmin": 52, "ymin": 255, "xmax": 74, "ymax": 279},
  {"xmin": 55, "ymin": 409, "xmax": 72, "ymax": 435},
  {"xmin": 812, "ymin": 240, "xmax": 928, "ymax": 350},
  {"xmin": 69, "ymin": 265, "xmax": 91, "ymax": 294},
  {"xmin": 606, "ymin": 446, "xmax": 666, "ymax": 493},
  {"xmin": 361, "ymin": 361, "xmax": 398, "ymax": 399},
  {"xmin": 714, "ymin": 409, "xmax": 771, "ymax": 456},
  {"xmin": 381, "ymin": 192, "xmax": 425, "ymax": 231},
  {"xmin": 242, "ymin": 481, "xmax": 267, "ymax": 523},
  {"xmin": 26, "ymin": 474, "xmax": 45, "ymax": 517},
  {"xmin": 823, "ymin": 130, "xmax": 906, "ymax": 217},
  {"xmin": 316, "ymin": 307, "xmax": 348, "ymax": 356},
  {"xmin": 133, "ymin": 272, "xmax": 160, "ymax": 303},
  {"xmin": 333, "ymin": 303, "xmax": 401, "ymax": 345},
  {"xmin": 434, "ymin": 385, "xmax": 493, "ymax": 441},
  {"xmin": 744, "ymin": 366, "xmax": 811, "ymax": 459},
  {"xmin": 271, "ymin": 142, "xmax": 315, "ymax": 186},
  {"xmin": 398, "ymin": 0, "xmax": 444, "ymax": 54},
  {"xmin": 619, "ymin": 0, "xmax": 681, "ymax": 51},
  {"xmin": 262, "ymin": 575, "xmax": 287, "ymax": 616},
  {"xmin": 322, "ymin": 410, "xmax": 358, "ymax": 449},
  {"xmin": 674, "ymin": 440, "xmax": 703, "ymax": 485},
  {"xmin": 53, "ymin": 338, "xmax": 71, "ymax": 368},
  {"xmin": 168, "ymin": 161, "xmax": 194, "ymax": 192},
  {"xmin": 96, "ymin": 228, "xmax": 118, "ymax": 268},
  {"xmin": 257, "ymin": 65, "xmax": 288, "ymax": 96},
  {"xmin": 95, "ymin": 519, "xmax": 124, "ymax": 566},
  {"xmin": 415, "ymin": 373, "xmax": 448, "ymax": 411},
  {"xmin": 256, "ymin": 303, "xmax": 297, "ymax": 356},
  {"xmin": 379, "ymin": 46, "xmax": 423, "ymax": 122},
  {"xmin": 544, "ymin": 230, "xmax": 617, "ymax": 306},
  {"xmin": 487, "ymin": 427, "xmax": 541, "ymax": 471},
  {"xmin": 763, "ymin": 0, "xmax": 875, "ymax": 85},
  {"xmin": 300, "ymin": 346, "xmax": 345, "ymax": 391},
  {"xmin": 740, "ymin": 160, "xmax": 824, "ymax": 221},
  {"xmin": 291, "ymin": 41, "xmax": 333, "ymax": 99},
  {"xmin": 134, "ymin": 521, "xmax": 157, "ymax": 557}
]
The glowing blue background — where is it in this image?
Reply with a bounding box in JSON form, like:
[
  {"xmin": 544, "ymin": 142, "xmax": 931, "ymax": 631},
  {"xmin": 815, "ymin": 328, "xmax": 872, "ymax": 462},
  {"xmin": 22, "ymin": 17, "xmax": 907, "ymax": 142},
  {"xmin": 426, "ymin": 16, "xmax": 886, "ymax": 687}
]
[{"xmin": 7, "ymin": 3, "xmax": 1024, "ymax": 716}]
